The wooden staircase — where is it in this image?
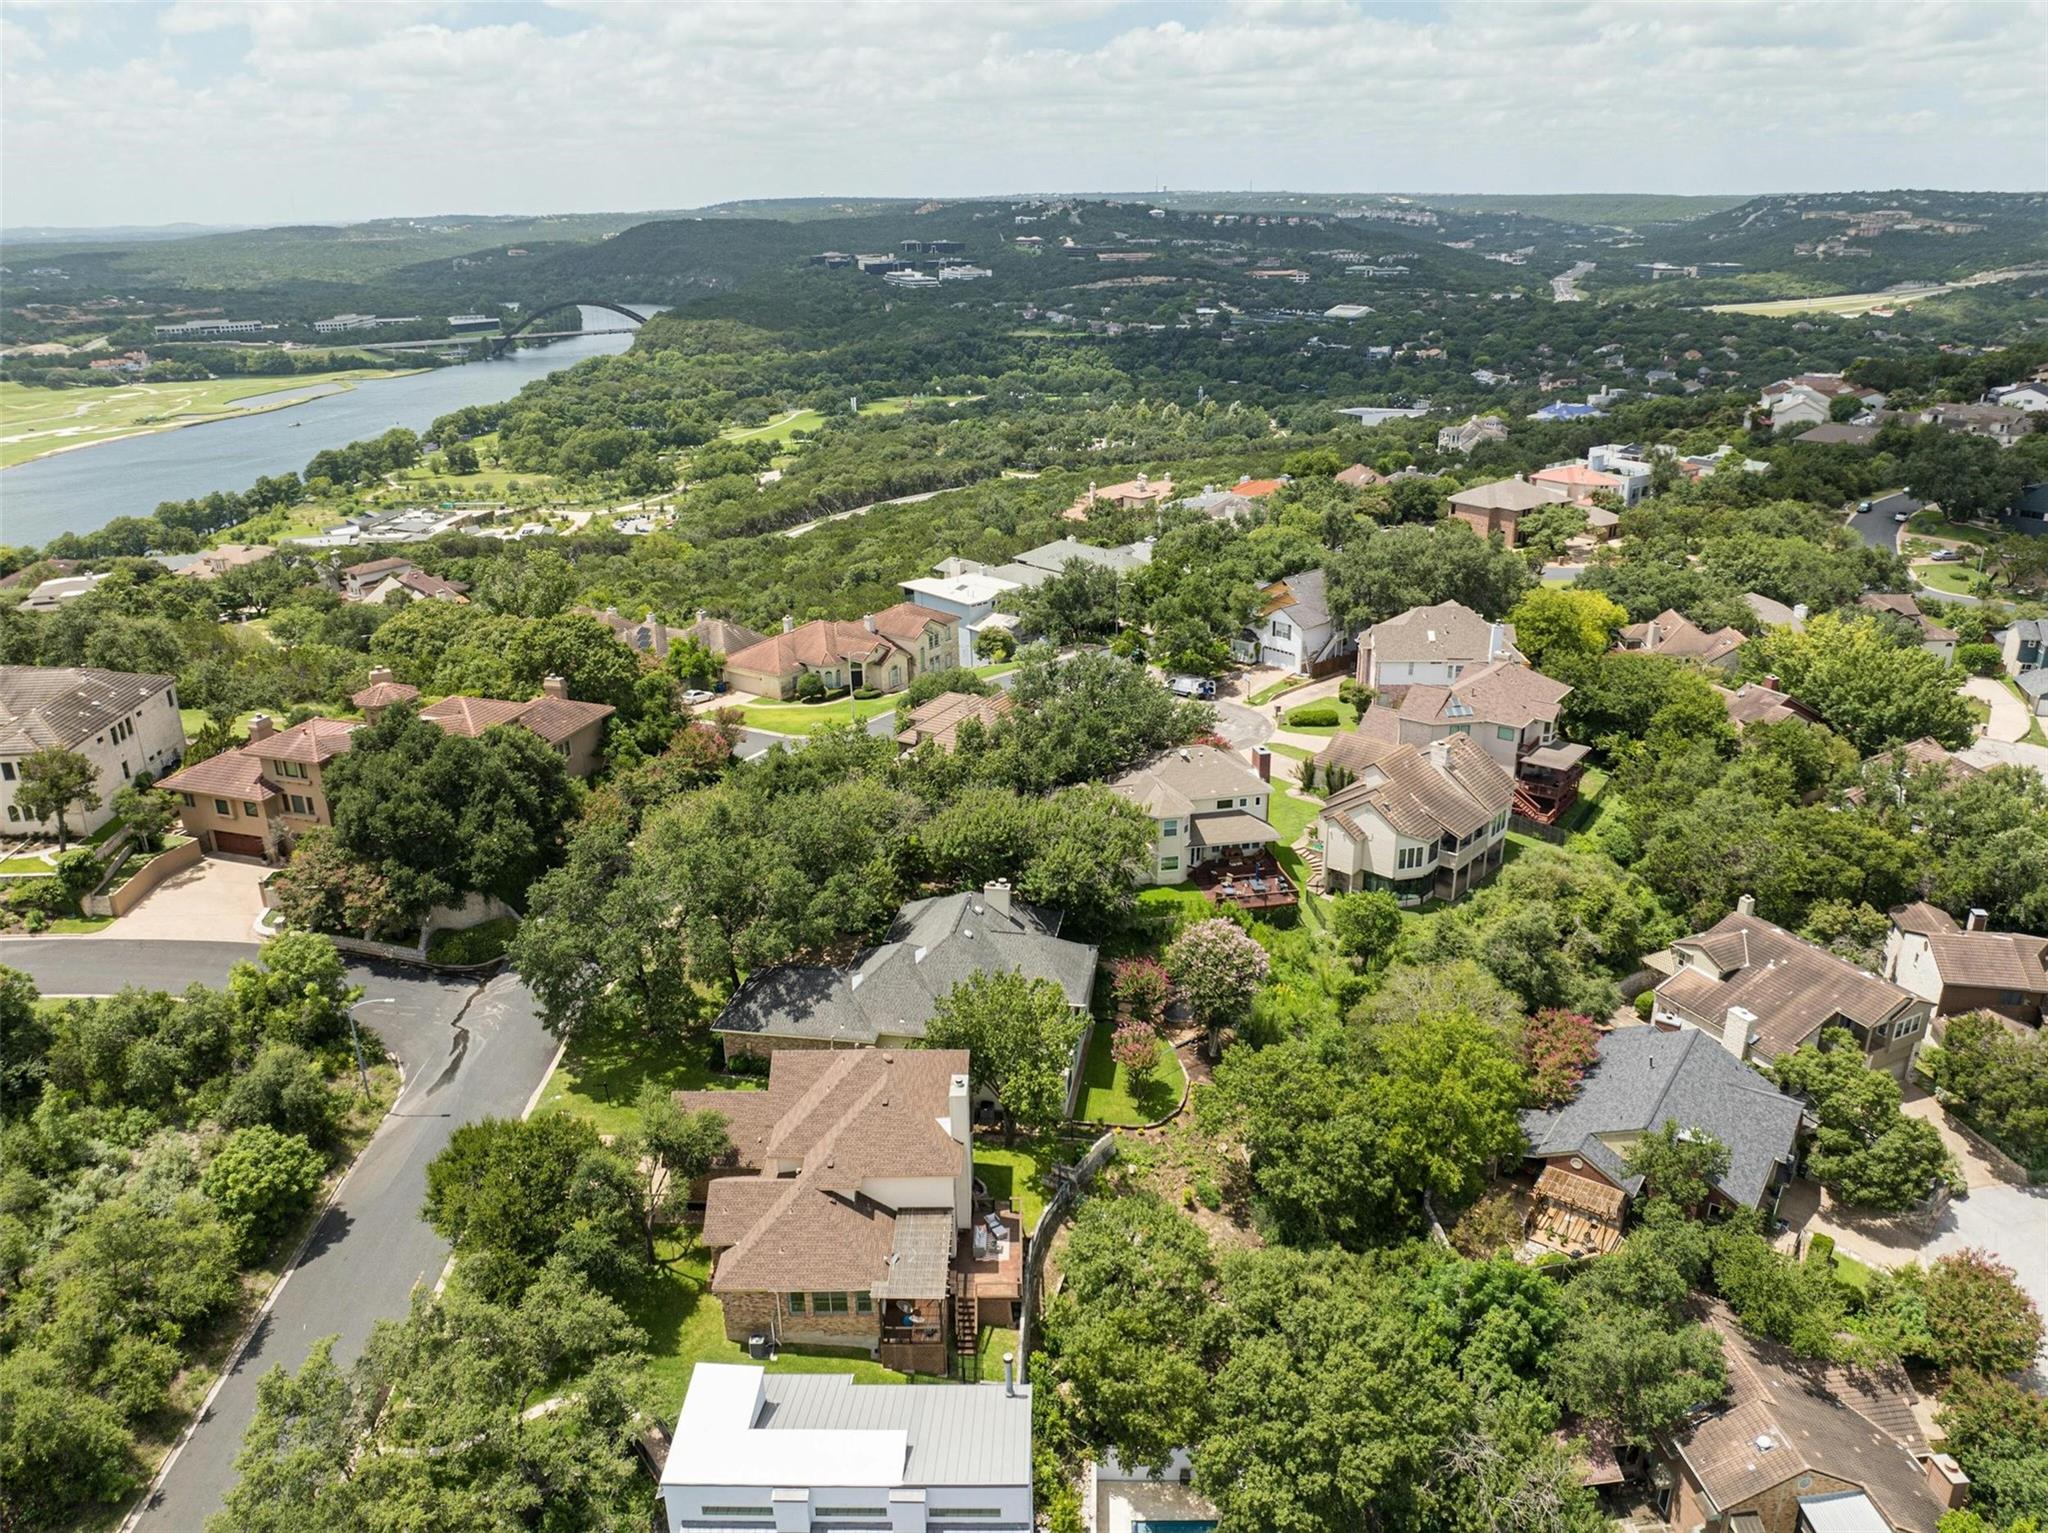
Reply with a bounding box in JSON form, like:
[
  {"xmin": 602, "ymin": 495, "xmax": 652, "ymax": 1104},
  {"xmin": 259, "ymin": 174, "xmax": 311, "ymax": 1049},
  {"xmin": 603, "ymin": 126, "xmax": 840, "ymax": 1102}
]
[
  {"xmin": 1293, "ymin": 832, "xmax": 1326, "ymax": 894},
  {"xmin": 951, "ymin": 1274, "xmax": 979, "ymax": 1356}
]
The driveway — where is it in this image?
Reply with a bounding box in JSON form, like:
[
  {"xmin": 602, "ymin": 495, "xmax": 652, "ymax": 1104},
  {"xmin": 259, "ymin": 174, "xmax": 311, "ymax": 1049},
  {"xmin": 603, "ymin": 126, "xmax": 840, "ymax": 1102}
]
[
  {"xmin": 1963, "ymin": 676, "xmax": 2029, "ymax": 743},
  {"xmin": 1959, "ymin": 737, "xmax": 2048, "ymax": 781},
  {"xmin": 0, "ymin": 939, "xmax": 562, "ymax": 1533},
  {"xmin": 95, "ymin": 854, "xmax": 268, "ymax": 941}
]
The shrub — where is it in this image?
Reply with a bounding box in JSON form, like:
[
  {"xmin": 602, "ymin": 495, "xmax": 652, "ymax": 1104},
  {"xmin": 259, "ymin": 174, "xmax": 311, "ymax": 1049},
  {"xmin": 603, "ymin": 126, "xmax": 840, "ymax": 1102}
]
[
  {"xmin": 52, "ymin": 849, "xmax": 103, "ymax": 912},
  {"xmin": 1337, "ymin": 677, "xmax": 1373, "ymax": 711},
  {"xmin": 426, "ymin": 917, "xmax": 519, "ymax": 966},
  {"xmin": 201, "ymin": 1125, "xmax": 327, "ymax": 1257},
  {"xmin": 1110, "ymin": 1020, "xmax": 1161, "ymax": 1090},
  {"xmin": 1284, "ymin": 702, "xmax": 1341, "ymax": 728},
  {"xmin": 1922, "ymin": 1249, "xmax": 2044, "ymax": 1376},
  {"xmin": 1955, "ymin": 643, "xmax": 2004, "ymax": 677},
  {"xmin": 1634, "ymin": 990, "xmax": 1655, "ymax": 1020},
  {"xmin": 1521, "ymin": 1009, "xmax": 1602, "ymax": 1107},
  {"xmin": 792, "ymin": 673, "xmax": 827, "ymax": 703},
  {"xmin": 1108, "ymin": 956, "xmax": 1171, "ymax": 1023},
  {"xmin": 852, "ymin": 686, "xmax": 882, "ymax": 701}
]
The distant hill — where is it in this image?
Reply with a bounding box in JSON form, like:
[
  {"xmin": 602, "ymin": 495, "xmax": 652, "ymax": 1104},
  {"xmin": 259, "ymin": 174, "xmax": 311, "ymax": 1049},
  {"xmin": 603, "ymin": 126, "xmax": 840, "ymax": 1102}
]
[{"xmin": 1402, "ymin": 193, "xmax": 1745, "ymax": 226}]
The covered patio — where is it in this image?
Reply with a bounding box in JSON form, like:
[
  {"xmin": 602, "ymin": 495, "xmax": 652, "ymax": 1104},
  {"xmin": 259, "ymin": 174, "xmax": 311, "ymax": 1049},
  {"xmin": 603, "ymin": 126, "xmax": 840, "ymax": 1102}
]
[
  {"xmin": 1526, "ymin": 1163, "xmax": 1627, "ymax": 1257},
  {"xmin": 1513, "ymin": 742, "xmax": 1591, "ymax": 825}
]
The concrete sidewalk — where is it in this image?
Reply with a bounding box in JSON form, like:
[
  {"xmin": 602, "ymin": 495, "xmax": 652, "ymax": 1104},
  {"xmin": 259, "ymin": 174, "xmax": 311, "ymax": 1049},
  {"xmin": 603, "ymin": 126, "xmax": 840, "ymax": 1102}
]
[{"xmin": 1963, "ymin": 675, "xmax": 2028, "ymax": 742}]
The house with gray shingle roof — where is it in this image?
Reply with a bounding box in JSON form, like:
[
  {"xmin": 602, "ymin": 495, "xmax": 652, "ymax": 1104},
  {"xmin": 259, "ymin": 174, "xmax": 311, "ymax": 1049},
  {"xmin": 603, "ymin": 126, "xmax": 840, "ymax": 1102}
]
[
  {"xmin": 712, "ymin": 882, "xmax": 1097, "ymax": 1106},
  {"xmin": 1355, "ymin": 600, "xmax": 1523, "ymax": 689},
  {"xmin": 1520, "ymin": 1027, "xmax": 1803, "ymax": 1255},
  {"xmin": 1237, "ymin": 568, "xmax": 1354, "ymax": 676},
  {"xmin": 1, "ymin": 665, "xmax": 185, "ymax": 840},
  {"xmin": 1652, "ymin": 899, "xmax": 1930, "ymax": 1081}
]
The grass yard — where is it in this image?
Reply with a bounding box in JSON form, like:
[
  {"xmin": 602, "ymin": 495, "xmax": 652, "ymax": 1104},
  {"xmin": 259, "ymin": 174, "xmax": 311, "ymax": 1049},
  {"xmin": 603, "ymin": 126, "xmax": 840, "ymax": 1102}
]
[
  {"xmin": 972, "ymin": 1328, "xmax": 1021, "ymax": 1382},
  {"xmin": 628, "ymin": 1240, "xmax": 915, "ymax": 1401},
  {"xmin": 2002, "ymin": 676, "xmax": 2048, "ymax": 747},
  {"xmin": 1074, "ymin": 1025, "xmax": 1186, "ymax": 1126},
  {"xmin": 1280, "ymin": 699, "xmax": 1358, "ymax": 736},
  {"xmin": 735, "ymin": 695, "xmax": 899, "ymax": 736},
  {"xmin": 1265, "ymin": 787, "xmax": 1319, "ymax": 848},
  {"xmin": 721, "ymin": 395, "xmax": 980, "ymax": 449},
  {"xmin": 1914, "ymin": 563, "xmax": 1990, "ymax": 597},
  {"xmin": 973, "ymin": 1140, "xmax": 1076, "ymax": 1230},
  {"xmin": 534, "ymin": 1016, "xmax": 761, "ymax": 1138},
  {"xmin": 0, "ymin": 370, "xmax": 418, "ymax": 468},
  {"xmin": 1248, "ymin": 674, "xmax": 1312, "ymax": 706},
  {"xmin": 1905, "ymin": 511, "xmax": 2000, "ymax": 547}
]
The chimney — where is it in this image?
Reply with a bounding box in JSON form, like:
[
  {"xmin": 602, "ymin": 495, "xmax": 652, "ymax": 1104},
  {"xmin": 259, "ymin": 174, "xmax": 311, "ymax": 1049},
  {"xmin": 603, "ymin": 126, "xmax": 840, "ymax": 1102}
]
[
  {"xmin": 246, "ymin": 714, "xmax": 276, "ymax": 742},
  {"xmin": 1924, "ymin": 1454, "xmax": 1970, "ymax": 1511},
  {"xmin": 1737, "ymin": 893, "xmax": 1756, "ymax": 916},
  {"xmin": 1253, "ymin": 745, "xmax": 1272, "ymax": 782},
  {"xmin": 367, "ymin": 665, "xmax": 393, "ymax": 686},
  {"xmin": 1966, "ymin": 908, "xmax": 1988, "ymax": 932},
  {"xmin": 782, "ymin": 613, "xmax": 795, "ymax": 633},
  {"xmin": 1724, "ymin": 1004, "xmax": 1758, "ymax": 1060},
  {"xmin": 1003, "ymin": 1352, "xmax": 1017, "ymax": 1397},
  {"xmin": 1426, "ymin": 737, "xmax": 1452, "ymax": 771},
  {"xmin": 695, "ymin": 608, "xmax": 708, "ymax": 622},
  {"xmin": 981, "ymin": 879, "xmax": 1013, "ymax": 919},
  {"xmin": 540, "ymin": 675, "xmax": 568, "ymax": 700},
  {"xmin": 864, "ymin": 612, "xmax": 878, "ymax": 633},
  {"xmin": 1792, "ymin": 602, "xmax": 1809, "ymax": 623},
  {"xmin": 1762, "ymin": 674, "xmax": 1780, "ymax": 692}
]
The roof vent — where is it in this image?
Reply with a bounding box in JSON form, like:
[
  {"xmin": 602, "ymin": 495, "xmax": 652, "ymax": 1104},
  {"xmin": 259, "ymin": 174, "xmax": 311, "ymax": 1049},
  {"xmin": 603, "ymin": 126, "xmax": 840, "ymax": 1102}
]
[
  {"xmin": 913, "ymin": 946, "xmax": 927, "ymax": 963},
  {"xmin": 1755, "ymin": 1435, "xmax": 1775, "ymax": 1453}
]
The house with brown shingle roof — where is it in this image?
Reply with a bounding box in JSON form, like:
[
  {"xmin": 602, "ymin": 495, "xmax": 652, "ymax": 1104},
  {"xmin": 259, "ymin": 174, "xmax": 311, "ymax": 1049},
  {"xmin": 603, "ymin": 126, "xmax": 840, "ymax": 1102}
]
[
  {"xmin": 1617, "ymin": 609, "xmax": 1747, "ymax": 670},
  {"xmin": 1884, "ymin": 903, "xmax": 2048, "ymax": 1030},
  {"xmin": 1716, "ymin": 681, "xmax": 1824, "ymax": 732},
  {"xmin": 722, "ymin": 606, "xmax": 958, "ymax": 700},
  {"xmin": 1858, "ymin": 594, "xmax": 1957, "ymax": 664},
  {"xmin": 1109, "ymin": 745, "xmax": 1281, "ymax": 885},
  {"xmin": 362, "ymin": 568, "xmax": 470, "ymax": 606},
  {"xmin": 677, "ymin": 1048, "xmax": 1020, "ymax": 1374},
  {"xmin": 1312, "ymin": 734, "xmax": 1513, "ymax": 903},
  {"xmin": 896, "ymin": 690, "xmax": 1013, "ymax": 754},
  {"xmin": 338, "ymin": 556, "xmax": 416, "ymax": 600},
  {"xmin": 1358, "ymin": 659, "xmax": 1572, "ymax": 775},
  {"xmin": 1651, "ymin": 900, "xmax": 1930, "ymax": 1081},
  {"xmin": 584, "ymin": 607, "xmax": 769, "ymax": 663},
  {"xmin": 1356, "ymin": 600, "xmax": 1524, "ymax": 690},
  {"xmin": 419, "ymin": 676, "xmax": 614, "ymax": 776},
  {"xmin": 1655, "ymin": 1302, "xmax": 1960, "ymax": 1533}
]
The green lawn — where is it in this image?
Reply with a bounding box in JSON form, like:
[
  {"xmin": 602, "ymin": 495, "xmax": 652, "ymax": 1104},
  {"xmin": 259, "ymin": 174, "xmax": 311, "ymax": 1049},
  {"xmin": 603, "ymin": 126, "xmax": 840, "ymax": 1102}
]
[
  {"xmin": 628, "ymin": 1240, "xmax": 915, "ymax": 1401},
  {"xmin": 0, "ymin": 369, "xmax": 421, "ymax": 469},
  {"xmin": 1266, "ymin": 787, "xmax": 1319, "ymax": 848},
  {"xmin": 1280, "ymin": 700, "xmax": 1358, "ymax": 736},
  {"xmin": 1074, "ymin": 1025, "xmax": 1186, "ymax": 1126},
  {"xmin": 534, "ymin": 1017, "xmax": 761, "ymax": 1138},
  {"xmin": 972, "ymin": 1328, "xmax": 1022, "ymax": 1382},
  {"xmin": 1904, "ymin": 511, "xmax": 1999, "ymax": 547},
  {"xmin": 973, "ymin": 1141, "xmax": 1075, "ymax": 1229},
  {"xmin": 735, "ymin": 695, "xmax": 899, "ymax": 736},
  {"xmin": 1249, "ymin": 675, "xmax": 1312, "ymax": 706},
  {"xmin": 2002, "ymin": 676, "xmax": 2048, "ymax": 747},
  {"xmin": 179, "ymin": 707, "xmax": 265, "ymax": 743},
  {"xmin": 0, "ymin": 854, "xmax": 51, "ymax": 875},
  {"xmin": 1265, "ymin": 740, "xmax": 1314, "ymax": 764},
  {"xmin": 1913, "ymin": 563, "xmax": 1990, "ymax": 597}
]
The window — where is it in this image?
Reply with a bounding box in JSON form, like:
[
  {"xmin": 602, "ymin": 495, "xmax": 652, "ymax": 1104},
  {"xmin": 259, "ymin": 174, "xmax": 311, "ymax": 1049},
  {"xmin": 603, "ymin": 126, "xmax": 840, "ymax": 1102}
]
[
  {"xmin": 181, "ymin": 793, "xmax": 195, "ymax": 808},
  {"xmin": 855, "ymin": 1292, "xmax": 872, "ymax": 1315},
  {"xmin": 1162, "ymin": 820, "xmax": 1177, "ymax": 837},
  {"xmin": 214, "ymin": 799, "xmax": 230, "ymax": 817},
  {"xmin": 817, "ymin": 1511, "xmax": 887, "ymax": 1521},
  {"xmin": 700, "ymin": 1509, "xmax": 774, "ymax": 1521},
  {"xmin": 932, "ymin": 1511, "xmax": 1003, "ymax": 1519},
  {"xmin": 4, "ymin": 806, "xmax": 17, "ymax": 823},
  {"xmin": 242, "ymin": 802, "xmax": 258, "ymax": 817},
  {"xmin": 1450, "ymin": 723, "xmax": 1472, "ymax": 735},
  {"xmin": 1397, "ymin": 844, "xmax": 1427, "ymax": 871},
  {"xmin": 0, "ymin": 762, "xmax": 13, "ymax": 781},
  {"xmin": 786, "ymin": 1292, "xmax": 806, "ymax": 1315},
  {"xmin": 1160, "ymin": 856, "xmax": 1179, "ymax": 872},
  {"xmin": 275, "ymin": 760, "xmax": 306, "ymax": 780},
  {"xmin": 1497, "ymin": 725, "xmax": 1515, "ymax": 740},
  {"xmin": 1892, "ymin": 1015, "xmax": 1922, "ymax": 1041},
  {"xmin": 289, "ymin": 794, "xmax": 313, "ymax": 816},
  {"xmin": 812, "ymin": 1291, "xmax": 851, "ymax": 1314},
  {"xmin": 1271, "ymin": 618, "xmax": 1292, "ymax": 639}
]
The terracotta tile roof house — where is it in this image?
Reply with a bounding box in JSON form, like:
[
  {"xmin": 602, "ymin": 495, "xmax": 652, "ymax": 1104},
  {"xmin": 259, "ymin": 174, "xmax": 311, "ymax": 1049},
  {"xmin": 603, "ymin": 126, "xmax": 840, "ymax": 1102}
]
[
  {"xmin": 1314, "ymin": 734, "xmax": 1513, "ymax": 904},
  {"xmin": 1520, "ymin": 1027, "xmax": 1802, "ymax": 1254},
  {"xmin": 585, "ymin": 607, "xmax": 769, "ymax": 662},
  {"xmin": 157, "ymin": 714, "xmax": 359, "ymax": 860},
  {"xmin": 1356, "ymin": 600, "xmax": 1524, "ymax": 689},
  {"xmin": 1617, "ymin": 609, "xmax": 1747, "ymax": 669},
  {"xmin": 722, "ymin": 607, "xmax": 956, "ymax": 700},
  {"xmin": 896, "ymin": 690, "xmax": 1014, "ymax": 753},
  {"xmin": 677, "ymin": 1049, "xmax": 983, "ymax": 1369},
  {"xmin": 1335, "ymin": 462, "xmax": 1386, "ymax": 486},
  {"xmin": 1651, "ymin": 901, "xmax": 1930, "ymax": 1080},
  {"xmin": 1884, "ymin": 903, "xmax": 2048, "ymax": 1029},
  {"xmin": 1859, "ymin": 594, "xmax": 1957, "ymax": 660},
  {"xmin": 1, "ymin": 666, "xmax": 187, "ymax": 838},
  {"xmin": 1657, "ymin": 1303, "xmax": 1958, "ymax": 1533},
  {"xmin": 712, "ymin": 882, "xmax": 1097, "ymax": 1076},
  {"xmin": 1110, "ymin": 745, "xmax": 1278, "ymax": 884},
  {"xmin": 350, "ymin": 667, "xmax": 421, "ymax": 715},
  {"xmin": 1062, "ymin": 473, "xmax": 1174, "ymax": 522},
  {"xmin": 1530, "ymin": 462, "xmax": 1627, "ymax": 505},
  {"xmin": 1229, "ymin": 476, "xmax": 1287, "ymax": 498},
  {"xmin": 658, "ymin": 1363, "xmax": 1033, "ymax": 1530},
  {"xmin": 1446, "ymin": 475, "xmax": 1568, "ymax": 547},
  {"xmin": 1716, "ymin": 682, "xmax": 1824, "ymax": 731}
]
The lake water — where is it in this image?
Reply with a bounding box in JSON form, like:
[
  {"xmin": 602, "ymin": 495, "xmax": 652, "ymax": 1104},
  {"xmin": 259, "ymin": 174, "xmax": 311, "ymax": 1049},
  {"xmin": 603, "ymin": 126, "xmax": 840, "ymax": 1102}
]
[{"xmin": 0, "ymin": 309, "xmax": 642, "ymax": 547}]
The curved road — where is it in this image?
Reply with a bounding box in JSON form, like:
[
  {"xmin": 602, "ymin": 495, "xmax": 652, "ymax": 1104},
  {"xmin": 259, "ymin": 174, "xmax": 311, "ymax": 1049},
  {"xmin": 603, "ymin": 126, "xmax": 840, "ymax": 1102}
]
[{"xmin": 0, "ymin": 939, "xmax": 560, "ymax": 1533}]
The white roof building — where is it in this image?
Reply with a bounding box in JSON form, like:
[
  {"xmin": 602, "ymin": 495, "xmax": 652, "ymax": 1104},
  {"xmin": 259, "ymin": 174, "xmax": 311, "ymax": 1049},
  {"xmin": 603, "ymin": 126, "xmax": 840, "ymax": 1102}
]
[{"xmin": 660, "ymin": 1363, "xmax": 1032, "ymax": 1533}]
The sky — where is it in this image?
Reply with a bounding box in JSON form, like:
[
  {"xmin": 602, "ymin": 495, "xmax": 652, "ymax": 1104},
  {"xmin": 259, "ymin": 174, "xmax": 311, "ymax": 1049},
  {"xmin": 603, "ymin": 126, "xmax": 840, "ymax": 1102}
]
[{"xmin": 3, "ymin": 0, "xmax": 2045, "ymax": 230}]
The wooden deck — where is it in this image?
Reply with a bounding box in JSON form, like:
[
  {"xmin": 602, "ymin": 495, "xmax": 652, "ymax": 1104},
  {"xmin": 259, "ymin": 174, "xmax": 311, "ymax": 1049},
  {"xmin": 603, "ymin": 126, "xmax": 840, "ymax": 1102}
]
[
  {"xmin": 1189, "ymin": 853, "xmax": 1298, "ymax": 911},
  {"xmin": 955, "ymin": 1209, "xmax": 1023, "ymax": 1301}
]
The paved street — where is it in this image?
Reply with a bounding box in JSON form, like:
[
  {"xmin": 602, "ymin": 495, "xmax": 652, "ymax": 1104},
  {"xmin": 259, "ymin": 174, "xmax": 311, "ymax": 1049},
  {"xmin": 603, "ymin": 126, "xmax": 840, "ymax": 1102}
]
[
  {"xmin": 1960, "ymin": 737, "xmax": 2048, "ymax": 781},
  {"xmin": 1844, "ymin": 503, "xmax": 1903, "ymax": 553},
  {"xmin": 0, "ymin": 939, "xmax": 561, "ymax": 1532}
]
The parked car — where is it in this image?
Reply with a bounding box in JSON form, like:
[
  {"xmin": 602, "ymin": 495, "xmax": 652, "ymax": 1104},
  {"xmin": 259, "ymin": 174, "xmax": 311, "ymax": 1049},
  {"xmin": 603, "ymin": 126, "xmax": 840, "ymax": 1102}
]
[
  {"xmin": 1167, "ymin": 674, "xmax": 1217, "ymax": 700},
  {"xmin": 1930, "ymin": 548, "xmax": 1964, "ymax": 562},
  {"xmin": 1893, "ymin": 511, "xmax": 1912, "ymax": 522},
  {"xmin": 681, "ymin": 689, "xmax": 716, "ymax": 706}
]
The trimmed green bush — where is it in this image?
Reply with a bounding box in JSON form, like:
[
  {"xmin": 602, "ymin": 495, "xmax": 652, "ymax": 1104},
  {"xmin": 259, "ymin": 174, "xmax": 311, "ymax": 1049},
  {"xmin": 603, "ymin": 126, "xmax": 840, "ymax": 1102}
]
[
  {"xmin": 1285, "ymin": 702, "xmax": 1341, "ymax": 728},
  {"xmin": 426, "ymin": 917, "xmax": 520, "ymax": 966},
  {"xmin": 1955, "ymin": 643, "xmax": 2003, "ymax": 677}
]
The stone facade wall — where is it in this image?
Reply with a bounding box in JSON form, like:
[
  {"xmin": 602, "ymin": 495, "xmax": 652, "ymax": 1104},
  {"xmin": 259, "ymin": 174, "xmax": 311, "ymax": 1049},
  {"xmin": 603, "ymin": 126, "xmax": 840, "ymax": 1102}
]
[
  {"xmin": 720, "ymin": 1032, "xmax": 860, "ymax": 1063},
  {"xmin": 719, "ymin": 1288, "xmax": 882, "ymax": 1350},
  {"xmin": 720, "ymin": 1290, "xmax": 778, "ymax": 1345},
  {"xmin": 1732, "ymin": 1470, "xmax": 1858, "ymax": 1533}
]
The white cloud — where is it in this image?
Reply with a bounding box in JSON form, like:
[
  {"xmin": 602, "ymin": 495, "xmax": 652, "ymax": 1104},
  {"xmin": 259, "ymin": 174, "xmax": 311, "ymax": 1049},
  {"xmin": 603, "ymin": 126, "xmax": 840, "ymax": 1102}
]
[{"xmin": 3, "ymin": 0, "xmax": 2044, "ymax": 227}]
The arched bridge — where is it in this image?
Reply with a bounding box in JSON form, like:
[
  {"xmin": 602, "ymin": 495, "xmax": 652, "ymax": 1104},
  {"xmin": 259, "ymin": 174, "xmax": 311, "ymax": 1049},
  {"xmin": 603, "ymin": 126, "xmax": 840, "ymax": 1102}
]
[{"xmin": 490, "ymin": 299, "xmax": 651, "ymax": 352}]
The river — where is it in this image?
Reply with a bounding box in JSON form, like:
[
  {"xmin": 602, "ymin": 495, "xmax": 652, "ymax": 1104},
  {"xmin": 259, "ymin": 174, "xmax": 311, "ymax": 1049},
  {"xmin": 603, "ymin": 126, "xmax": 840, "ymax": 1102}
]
[{"xmin": 0, "ymin": 309, "xmax": 643, "ymax": 547}]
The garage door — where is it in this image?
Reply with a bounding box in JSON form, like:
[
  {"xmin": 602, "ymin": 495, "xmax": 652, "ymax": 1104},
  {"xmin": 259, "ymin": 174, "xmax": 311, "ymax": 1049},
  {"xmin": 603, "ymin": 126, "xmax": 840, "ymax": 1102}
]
[{"xmin": 213, "ymin": 831, "xmax": 266, "ymax": 858}]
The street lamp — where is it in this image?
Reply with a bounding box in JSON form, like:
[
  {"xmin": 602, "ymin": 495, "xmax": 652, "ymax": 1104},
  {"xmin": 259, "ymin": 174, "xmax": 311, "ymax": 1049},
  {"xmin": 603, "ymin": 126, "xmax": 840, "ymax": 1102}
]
[{"xmin": 347, "ymin": 998, "xmax": 394, "ymax": 1101}]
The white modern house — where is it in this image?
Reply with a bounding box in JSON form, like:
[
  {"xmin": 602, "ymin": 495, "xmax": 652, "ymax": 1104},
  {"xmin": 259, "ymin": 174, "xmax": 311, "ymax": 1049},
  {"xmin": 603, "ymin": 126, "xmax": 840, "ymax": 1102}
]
[
  {"xmin": 898, "ymin": 570, "xmax": 1023, "ymax": 665},
  {"xmin": 659, "ymin": 1364, "xmax": 1033, "ymax": 1533},
  {"xmin": 2, "ymin": 666, "xmax": 185, "ymax": 838},
  {"xmin": 1238, "ymin": 568, "xmax": 1352, "ymax": 675}
]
